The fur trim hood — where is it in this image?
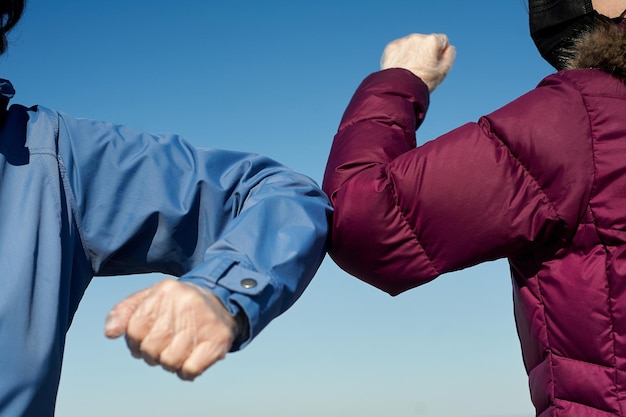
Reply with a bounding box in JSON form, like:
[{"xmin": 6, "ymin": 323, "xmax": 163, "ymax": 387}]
[{"xmin": 565, "ymin": 20, "xmax": 626, "ymax": 79}]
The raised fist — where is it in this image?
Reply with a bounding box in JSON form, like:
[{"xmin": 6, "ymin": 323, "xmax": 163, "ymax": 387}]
[{"xmin": 381, "ymin": 33, "xmax": 456, "ymax": 92}]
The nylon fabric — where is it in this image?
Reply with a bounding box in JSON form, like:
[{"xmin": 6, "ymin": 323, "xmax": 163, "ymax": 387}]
[{"xmin": 323, "ymin": 67, "xmax": 626, "ymax": 416}]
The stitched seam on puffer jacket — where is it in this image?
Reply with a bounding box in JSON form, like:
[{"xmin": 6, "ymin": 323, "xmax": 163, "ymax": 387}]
[
  {"xmin": 554, "ymin": 398, "xmax": 619, "ymax": 415},
  {"xmin": 555, "ymin": 353, "xmax": 626, "ymax": 414},
  {"xmin": 534, "ymin": 274, "xmax": 557, "ymax": 416},
  {"xmin": 482, "ymin": 120, "xmax": 563, "ymax": 414},
  {"xmin": 480, "ymin": 118, "xmax": 561, "ymax": 224},
  {"xmin": 588, "ymin": 206, "xmax": 621, "ymax": 412},
  {"xmin": 386, "ymin": 167, "xmax": 440, "ymax": 276},
  {"xmin": 593, "ymin": 224, "xmax": 626, "ymax": 233},
  {"xmin": 564, "ymin": 72, "xmax": 622, "ymax": 410},
  {"xmin": 552, "ymin": 352, "xmax": 622, "ymax": 413},
  {"xmin": 581, "ymin": 91, "xmax": 621, "ymax": 411}
]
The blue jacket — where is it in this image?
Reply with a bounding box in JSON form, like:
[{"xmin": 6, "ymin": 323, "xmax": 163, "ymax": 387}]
[{"xmin": 0, "ymin": 80, "xmax": 330, "ymax": 417}]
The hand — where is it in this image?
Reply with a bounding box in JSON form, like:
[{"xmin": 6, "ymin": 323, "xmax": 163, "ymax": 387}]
[
  {"xmin": 381, "ymin": 33, "xmax": 456, "ymax": 92},
  {"xmin": 104, "ymin": 278, "xmax": 238, "ymax": 381}
]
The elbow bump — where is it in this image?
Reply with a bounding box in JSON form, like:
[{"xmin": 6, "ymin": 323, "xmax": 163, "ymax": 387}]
[
  {"xmin": 328, "ymin": 178, "xmax": 432, "ymax": 296},
  {"xmin": 328, "ymin": 190, "xmax": 400, "ymax": 295}
]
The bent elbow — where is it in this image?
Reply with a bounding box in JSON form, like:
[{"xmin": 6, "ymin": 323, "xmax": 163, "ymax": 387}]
[{"xmin": 327, "ymin": 170, "xmax": 438, "ymax": 296}]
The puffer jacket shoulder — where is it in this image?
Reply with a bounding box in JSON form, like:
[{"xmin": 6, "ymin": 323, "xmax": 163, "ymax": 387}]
[{"xmin": 323, "ymin": 68, "xmax": 595, "ymax": 295}]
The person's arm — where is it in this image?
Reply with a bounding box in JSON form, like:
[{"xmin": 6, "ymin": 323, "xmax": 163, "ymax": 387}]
[
  {"xmin": 54, "ymin": 111, "xmax": 330, "ymax": 379},
  {"xmin": 323, "ymin": 35, "xmax": 593, "ymax": 296}
]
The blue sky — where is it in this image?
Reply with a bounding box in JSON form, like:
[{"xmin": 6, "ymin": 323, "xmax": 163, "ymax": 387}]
[{"xmin": 3, "ymin": 1, "xmax": 555, "ymax": 416}]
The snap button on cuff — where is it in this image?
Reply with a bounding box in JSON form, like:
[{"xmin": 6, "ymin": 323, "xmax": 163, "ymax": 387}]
[{"xmin": 240, "ymin": 278, "xmax": 257, "ymax": 289}]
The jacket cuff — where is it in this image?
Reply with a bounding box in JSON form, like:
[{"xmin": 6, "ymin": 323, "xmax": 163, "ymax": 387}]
[{"xmin": 178, "ymin": 257, "xmax": 270, "ymax": 351}]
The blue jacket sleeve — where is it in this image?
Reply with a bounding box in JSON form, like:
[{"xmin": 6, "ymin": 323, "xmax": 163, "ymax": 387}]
[{"xmin": 53, "ymin": 107, "xmax": 331, "ymax": 350}]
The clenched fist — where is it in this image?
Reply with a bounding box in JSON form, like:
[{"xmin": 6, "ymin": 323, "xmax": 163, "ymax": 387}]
[
  {"xmin": 104, "ymin": 279, "xmax": 239, "ymax": 381},
  {"xmin": 381, "ymin": 33, "xmax": 456, "ymax": 92}
]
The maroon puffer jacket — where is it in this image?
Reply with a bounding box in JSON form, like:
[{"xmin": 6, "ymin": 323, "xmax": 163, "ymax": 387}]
[{"xmin": 323, "ymin": 68, "xmax": 626, "ymax": 417}]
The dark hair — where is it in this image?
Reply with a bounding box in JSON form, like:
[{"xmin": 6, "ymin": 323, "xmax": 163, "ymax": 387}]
[{"xmin": 0, "ymin": 0, "xmax": 25, "ymax": 55}]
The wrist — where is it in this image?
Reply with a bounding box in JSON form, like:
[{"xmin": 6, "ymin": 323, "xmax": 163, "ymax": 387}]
[{"xmin": 232, "ymin": 310, "xmax": 250, "ymax": 348}]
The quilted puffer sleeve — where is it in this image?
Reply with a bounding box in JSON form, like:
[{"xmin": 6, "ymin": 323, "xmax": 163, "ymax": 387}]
[{"xmin": 323, "ymin": 68, "xmax": 593, "ymax": 295}]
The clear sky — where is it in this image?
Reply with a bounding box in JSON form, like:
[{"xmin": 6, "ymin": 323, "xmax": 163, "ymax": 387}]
[{"xmin": 3, "ymin": 1, "xmax": 555, "ymax": 416}]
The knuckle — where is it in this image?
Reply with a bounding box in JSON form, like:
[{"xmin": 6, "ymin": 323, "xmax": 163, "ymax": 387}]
[
  {"xmin": 160, "ymin": 363, "xmax": 178, "ymax": 374},
  {"xmin": 139, "ymin": 341, "xmax": 160, "ymax": 358},
  {"xmin": 142, "ymin": 354, "xmax": 159, "ymax": 367},
  {"xmin": 125, "ymin": 333, "xmax": 140, "ymax": 350},
  {"xmin": 126, "ymin": 340, "xmax": 143, "ymax": 359},
  {"xmin": 177, "ymin": 370, "xmax": 195, "ymax": 381},
  {"xmin": 158, "ymin": 350, "xmax": 183, "ymax": 370},
  {"xmin": 181, "ymin": 363, "xmax": 203, "ymax": 378}
]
